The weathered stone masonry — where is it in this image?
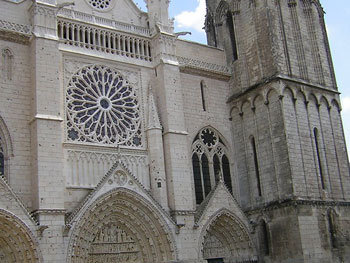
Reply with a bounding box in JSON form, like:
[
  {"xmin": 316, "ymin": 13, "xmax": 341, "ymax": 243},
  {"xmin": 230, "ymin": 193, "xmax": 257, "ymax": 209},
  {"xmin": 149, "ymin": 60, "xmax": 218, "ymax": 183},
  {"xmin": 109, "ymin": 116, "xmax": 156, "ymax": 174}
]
[{"xmin": 0, "ymin": 0, "xmax": 349, "ymax": 262}]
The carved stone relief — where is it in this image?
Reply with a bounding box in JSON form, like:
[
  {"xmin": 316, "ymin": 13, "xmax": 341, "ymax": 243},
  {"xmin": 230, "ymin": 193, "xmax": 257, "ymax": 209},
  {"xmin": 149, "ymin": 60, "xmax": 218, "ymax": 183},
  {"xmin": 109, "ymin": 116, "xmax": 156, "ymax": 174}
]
[
  {"xmin": 68, "ymin": 189, "xmax": 176, "ymax": 263},
  {"xmin": 88, "ymin": 222, "xmax": 141, "ymax": 263},
  {"xmin": 0, "ymin": 210, "xmax": 41, "ymax": 263},
  {"xmin": 200, "ymin": 211, "xmax": 257, "ymax": 262},
  {"xmin": 203, "ymin": 232, "xmax": 228, "ymax": 259}
]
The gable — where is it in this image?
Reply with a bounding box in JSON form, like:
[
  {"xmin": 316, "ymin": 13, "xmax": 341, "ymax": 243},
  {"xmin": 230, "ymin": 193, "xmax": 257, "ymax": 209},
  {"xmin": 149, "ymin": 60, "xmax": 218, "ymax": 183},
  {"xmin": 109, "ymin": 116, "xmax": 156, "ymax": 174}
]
[
  {"xmin": 66, "ymin": 160, "xmax": 174, "ymax": 226},
  {"xmin": 0, "ymin": 177, "xmax": 37, "ymax": 229}
]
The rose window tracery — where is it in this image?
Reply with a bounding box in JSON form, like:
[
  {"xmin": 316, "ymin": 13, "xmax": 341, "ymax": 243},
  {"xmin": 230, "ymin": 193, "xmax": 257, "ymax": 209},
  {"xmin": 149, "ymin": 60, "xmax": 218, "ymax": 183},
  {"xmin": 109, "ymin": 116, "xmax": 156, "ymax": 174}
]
[
  {"xmin": 200, "ymin": 128, "xmax": 218, "ymax": 148},
  {"xmin": 87, "ymin": 0, "xmax": 112, "ymax": 10},
  {"xmin": 66, "ymin": 65, "xmax": 142, "ymax": 147}
]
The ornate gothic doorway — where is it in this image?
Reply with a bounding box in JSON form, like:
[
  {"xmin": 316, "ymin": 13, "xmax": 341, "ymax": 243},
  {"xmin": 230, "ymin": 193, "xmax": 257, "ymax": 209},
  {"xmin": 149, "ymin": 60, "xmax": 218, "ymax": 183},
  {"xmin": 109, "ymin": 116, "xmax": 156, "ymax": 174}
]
[
  {"xmin": 68, "ymin": 188, "xmax": 176, "ymax": 263},
  {"xmin": 201, "ymin": 211, "xmax": 257, "ymax": 263},
  {"xmin": 0, "ymin": 210, "xmax": 40, "ymax": 263}
]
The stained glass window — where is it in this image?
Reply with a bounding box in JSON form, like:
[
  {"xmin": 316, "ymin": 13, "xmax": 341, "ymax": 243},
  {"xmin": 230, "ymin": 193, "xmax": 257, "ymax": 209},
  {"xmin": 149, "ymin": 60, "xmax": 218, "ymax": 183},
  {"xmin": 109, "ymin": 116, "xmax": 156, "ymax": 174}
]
[{"xmin": 192, "ymin": 127, "xmax": 233, "ymax": 204}]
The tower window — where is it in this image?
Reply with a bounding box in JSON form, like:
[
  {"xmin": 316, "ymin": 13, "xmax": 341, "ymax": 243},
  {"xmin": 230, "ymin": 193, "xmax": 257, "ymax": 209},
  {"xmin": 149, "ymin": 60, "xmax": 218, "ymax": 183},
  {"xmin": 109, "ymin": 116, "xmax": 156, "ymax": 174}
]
[
  {"xmin": 327, "ymin": 210, "xmax": 337, "ymax": 249},
  {"xmin": 251, "ymin": 136, "xmax": 262, "ymax": 196},
  {"xmin": 192, "ymin": 128, "xmax": 233, "ymax": 204},
  {"xmin": 259, "ymin": 220, "xmax": 270, "ymax": 256},
  {"xmin": 314, "ymin": 128, "xmax": 325, "ymax": 189},
  {"xmin": 226, "ymin": 11, "xmax": 238, "ymax": 61}
]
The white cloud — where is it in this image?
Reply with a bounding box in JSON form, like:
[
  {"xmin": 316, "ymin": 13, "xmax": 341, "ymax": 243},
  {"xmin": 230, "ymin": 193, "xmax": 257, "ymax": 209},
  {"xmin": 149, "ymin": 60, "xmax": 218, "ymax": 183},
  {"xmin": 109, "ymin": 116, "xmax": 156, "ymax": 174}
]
[
  {"xmin": 175, "ymin": 0, "xmax": 206, "ymax": 33},
  {"xmin": 341, "ymin": 96, "xmax": 350, "ymax": 113}
]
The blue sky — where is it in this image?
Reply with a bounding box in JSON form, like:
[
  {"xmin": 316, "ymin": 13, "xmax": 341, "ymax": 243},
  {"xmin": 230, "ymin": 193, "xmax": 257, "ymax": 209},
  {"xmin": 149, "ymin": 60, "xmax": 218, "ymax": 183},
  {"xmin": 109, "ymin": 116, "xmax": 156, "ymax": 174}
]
[{"xmin": 134, "ymin": 0, "xmax": 350, "ymax": 153}]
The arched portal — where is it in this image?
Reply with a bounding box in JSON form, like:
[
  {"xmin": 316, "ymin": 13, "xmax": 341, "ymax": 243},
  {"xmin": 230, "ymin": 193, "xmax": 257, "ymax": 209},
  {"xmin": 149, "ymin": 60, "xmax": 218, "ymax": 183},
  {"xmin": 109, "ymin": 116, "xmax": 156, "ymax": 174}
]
[
  {"xmin": 201, "ymin": 210, "xmax": 257, "ymax": 263},
  {"xmin": 0, "ymin": 209, "xmax": 41, "ymax": 263},
  {"xmin": 68, "ymin": 188, "xmax": 176, "ymax": 263}
]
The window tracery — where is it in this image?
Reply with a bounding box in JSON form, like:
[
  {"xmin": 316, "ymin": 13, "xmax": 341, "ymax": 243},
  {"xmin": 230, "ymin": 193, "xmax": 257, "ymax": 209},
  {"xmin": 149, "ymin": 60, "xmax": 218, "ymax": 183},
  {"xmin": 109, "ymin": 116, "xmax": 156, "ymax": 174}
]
[
  {"xmin": 66, "ymin": 65, "xmax": 142, "ymax": 147},
  {"xmin": 87, "ymin": 0, "xmax": 113, "ymax": 11},
  {"xmin": 192, "ymin": 128, "xmax": 233, "ymax": 204}
]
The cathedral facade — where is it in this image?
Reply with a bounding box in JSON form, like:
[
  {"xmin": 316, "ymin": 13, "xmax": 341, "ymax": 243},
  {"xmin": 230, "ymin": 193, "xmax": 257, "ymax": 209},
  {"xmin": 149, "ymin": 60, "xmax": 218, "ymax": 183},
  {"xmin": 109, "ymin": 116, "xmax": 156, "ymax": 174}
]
[{"xmin": 0, "ymin": 0, "xmax": 349, "ymax": 262}]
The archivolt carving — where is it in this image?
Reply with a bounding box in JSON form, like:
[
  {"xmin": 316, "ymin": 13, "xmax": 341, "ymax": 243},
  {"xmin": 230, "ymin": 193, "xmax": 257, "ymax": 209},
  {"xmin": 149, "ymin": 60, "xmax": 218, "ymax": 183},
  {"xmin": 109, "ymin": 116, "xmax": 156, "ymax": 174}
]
[
  {"xmin": 68, "ymin": 189, "xmax": 176, "ymax": 263},
  {"xmin": 200, "ymin": 210, "xmax": 257, "ymax": 262},
  {"xmin": 0, "ymin": 209, "xmax": 41, "ymax": 263}
]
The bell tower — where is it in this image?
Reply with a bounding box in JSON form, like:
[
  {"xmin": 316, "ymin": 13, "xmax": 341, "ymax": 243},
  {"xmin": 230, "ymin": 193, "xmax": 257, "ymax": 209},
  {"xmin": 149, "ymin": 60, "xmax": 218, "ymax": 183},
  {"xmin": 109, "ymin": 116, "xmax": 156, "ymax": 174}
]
[{"xmin": 206, "ymin": 0, "xmax": 350, "ymax": 262}]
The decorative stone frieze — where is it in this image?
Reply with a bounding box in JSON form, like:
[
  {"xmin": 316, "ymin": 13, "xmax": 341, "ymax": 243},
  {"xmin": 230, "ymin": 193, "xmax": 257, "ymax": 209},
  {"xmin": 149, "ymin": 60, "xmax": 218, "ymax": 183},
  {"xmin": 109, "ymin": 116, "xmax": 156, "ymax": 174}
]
[
  {"xmin": 0, "ymin": 19, "xmax": 31, "ymax": 44},
  {"xmin": 177, "ymin": 56, "xmax": 232, "ymax": 80}
]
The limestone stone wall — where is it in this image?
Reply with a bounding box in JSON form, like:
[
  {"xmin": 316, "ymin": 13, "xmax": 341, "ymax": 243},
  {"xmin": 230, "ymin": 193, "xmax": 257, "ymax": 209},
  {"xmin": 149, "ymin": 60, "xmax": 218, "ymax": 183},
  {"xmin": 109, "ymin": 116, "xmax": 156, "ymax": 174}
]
[
  {"xmin": 0, "ymin": 0, "xmax": 349, "ymax": 262},
  {"xmin": 0, "ymin": 40, "xmax": 32, "ymax": 207}
]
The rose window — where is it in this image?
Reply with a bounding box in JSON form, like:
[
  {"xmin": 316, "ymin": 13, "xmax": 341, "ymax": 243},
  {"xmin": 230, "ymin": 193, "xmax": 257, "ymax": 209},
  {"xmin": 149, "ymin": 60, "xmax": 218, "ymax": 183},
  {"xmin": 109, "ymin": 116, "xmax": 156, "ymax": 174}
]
[
  {"xmin": 87, "ymin": 0, "xmax": 112, "ymax": 10},
  {"xmin": 66, "ymin": 65, "xmax": 142, "ymax": 147},
  {"xmin": 200, "ymin": 128, "xmax": 218, "ymax": 148}
]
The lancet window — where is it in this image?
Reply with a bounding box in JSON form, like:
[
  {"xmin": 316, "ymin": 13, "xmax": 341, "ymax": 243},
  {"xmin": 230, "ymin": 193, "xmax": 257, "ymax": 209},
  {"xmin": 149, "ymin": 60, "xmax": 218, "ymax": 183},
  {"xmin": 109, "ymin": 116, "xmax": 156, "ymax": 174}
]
[
  {"xmin": 200, "ymin": 81, "xmax": 206, "ymax": 111},
  {"xmin": 259, "ymin": 220, "xmax": 270, "ymax": 256},
  {"xmin": 327, "ymin": 210, "xmax": 338, "ymax": 249},
  {"xmin": 251, "ymin": 136, "xmax": 262, "ymax": 196},
  {"xmin": 313, "ymin": 128, "xmax": 325, "ymax": 189},
  {"xmin": 192, "ymin": 127, "xmax": 233, "ymax": 205},
  {"xmin": 216, "ymin": 1, "xmax": 238, "ymax": 61}
]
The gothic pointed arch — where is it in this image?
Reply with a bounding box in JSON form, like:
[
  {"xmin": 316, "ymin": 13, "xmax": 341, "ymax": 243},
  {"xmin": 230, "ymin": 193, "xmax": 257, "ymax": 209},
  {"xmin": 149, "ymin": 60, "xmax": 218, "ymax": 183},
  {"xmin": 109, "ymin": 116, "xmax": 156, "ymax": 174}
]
[
  {"xmin": 67, "ymin": 188, "xmax": 177, "ymax": 263},
  {"xmin": 192, "ymin": 126, "xmax": 234, "ymax": 204},
  {"xmin": 215, "ymin": 0, "xmax": 238, "ymax": 61},
  {"xmin": 0, "ymin": 115, "xmax": 13, "ymax": 178},
  {"xmin": 0, "ymin": 209, "xmax": 41, "ymax": 262},
  {"xmin": 200, "ymin": 209, "xmax": 257, "ymax": 262}
]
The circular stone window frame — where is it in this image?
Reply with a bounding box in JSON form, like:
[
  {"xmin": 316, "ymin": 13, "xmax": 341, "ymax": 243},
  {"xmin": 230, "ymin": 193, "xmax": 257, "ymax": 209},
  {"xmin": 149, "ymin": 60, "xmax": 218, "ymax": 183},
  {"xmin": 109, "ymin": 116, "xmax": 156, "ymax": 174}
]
[
  {"xmin": 85, "ymin": 0, "xmax": 116, "ymax": 12},
  {"xmin": 65, "ymin": 64, "xmax": 143, "ymax": 148}
]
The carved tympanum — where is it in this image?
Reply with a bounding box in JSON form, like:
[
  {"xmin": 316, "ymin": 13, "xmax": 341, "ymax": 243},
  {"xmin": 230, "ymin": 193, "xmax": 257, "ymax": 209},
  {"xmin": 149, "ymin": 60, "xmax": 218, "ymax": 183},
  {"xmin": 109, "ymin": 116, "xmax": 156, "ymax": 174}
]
[{"xmin": 89, "ymin": 223, "xmax": 140, "ymax": 263}]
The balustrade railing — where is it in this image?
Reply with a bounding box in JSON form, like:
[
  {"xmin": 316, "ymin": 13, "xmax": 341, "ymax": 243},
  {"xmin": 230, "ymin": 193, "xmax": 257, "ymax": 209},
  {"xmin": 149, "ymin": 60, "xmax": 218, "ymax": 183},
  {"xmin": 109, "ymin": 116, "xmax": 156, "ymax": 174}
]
[
  {"xmin": 57, "ymin": 19, "xmax": 152, "ymax": 62},
  {"xmin": 58, "ymin": 9, "xmax": 151, "ymax": 36}
]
